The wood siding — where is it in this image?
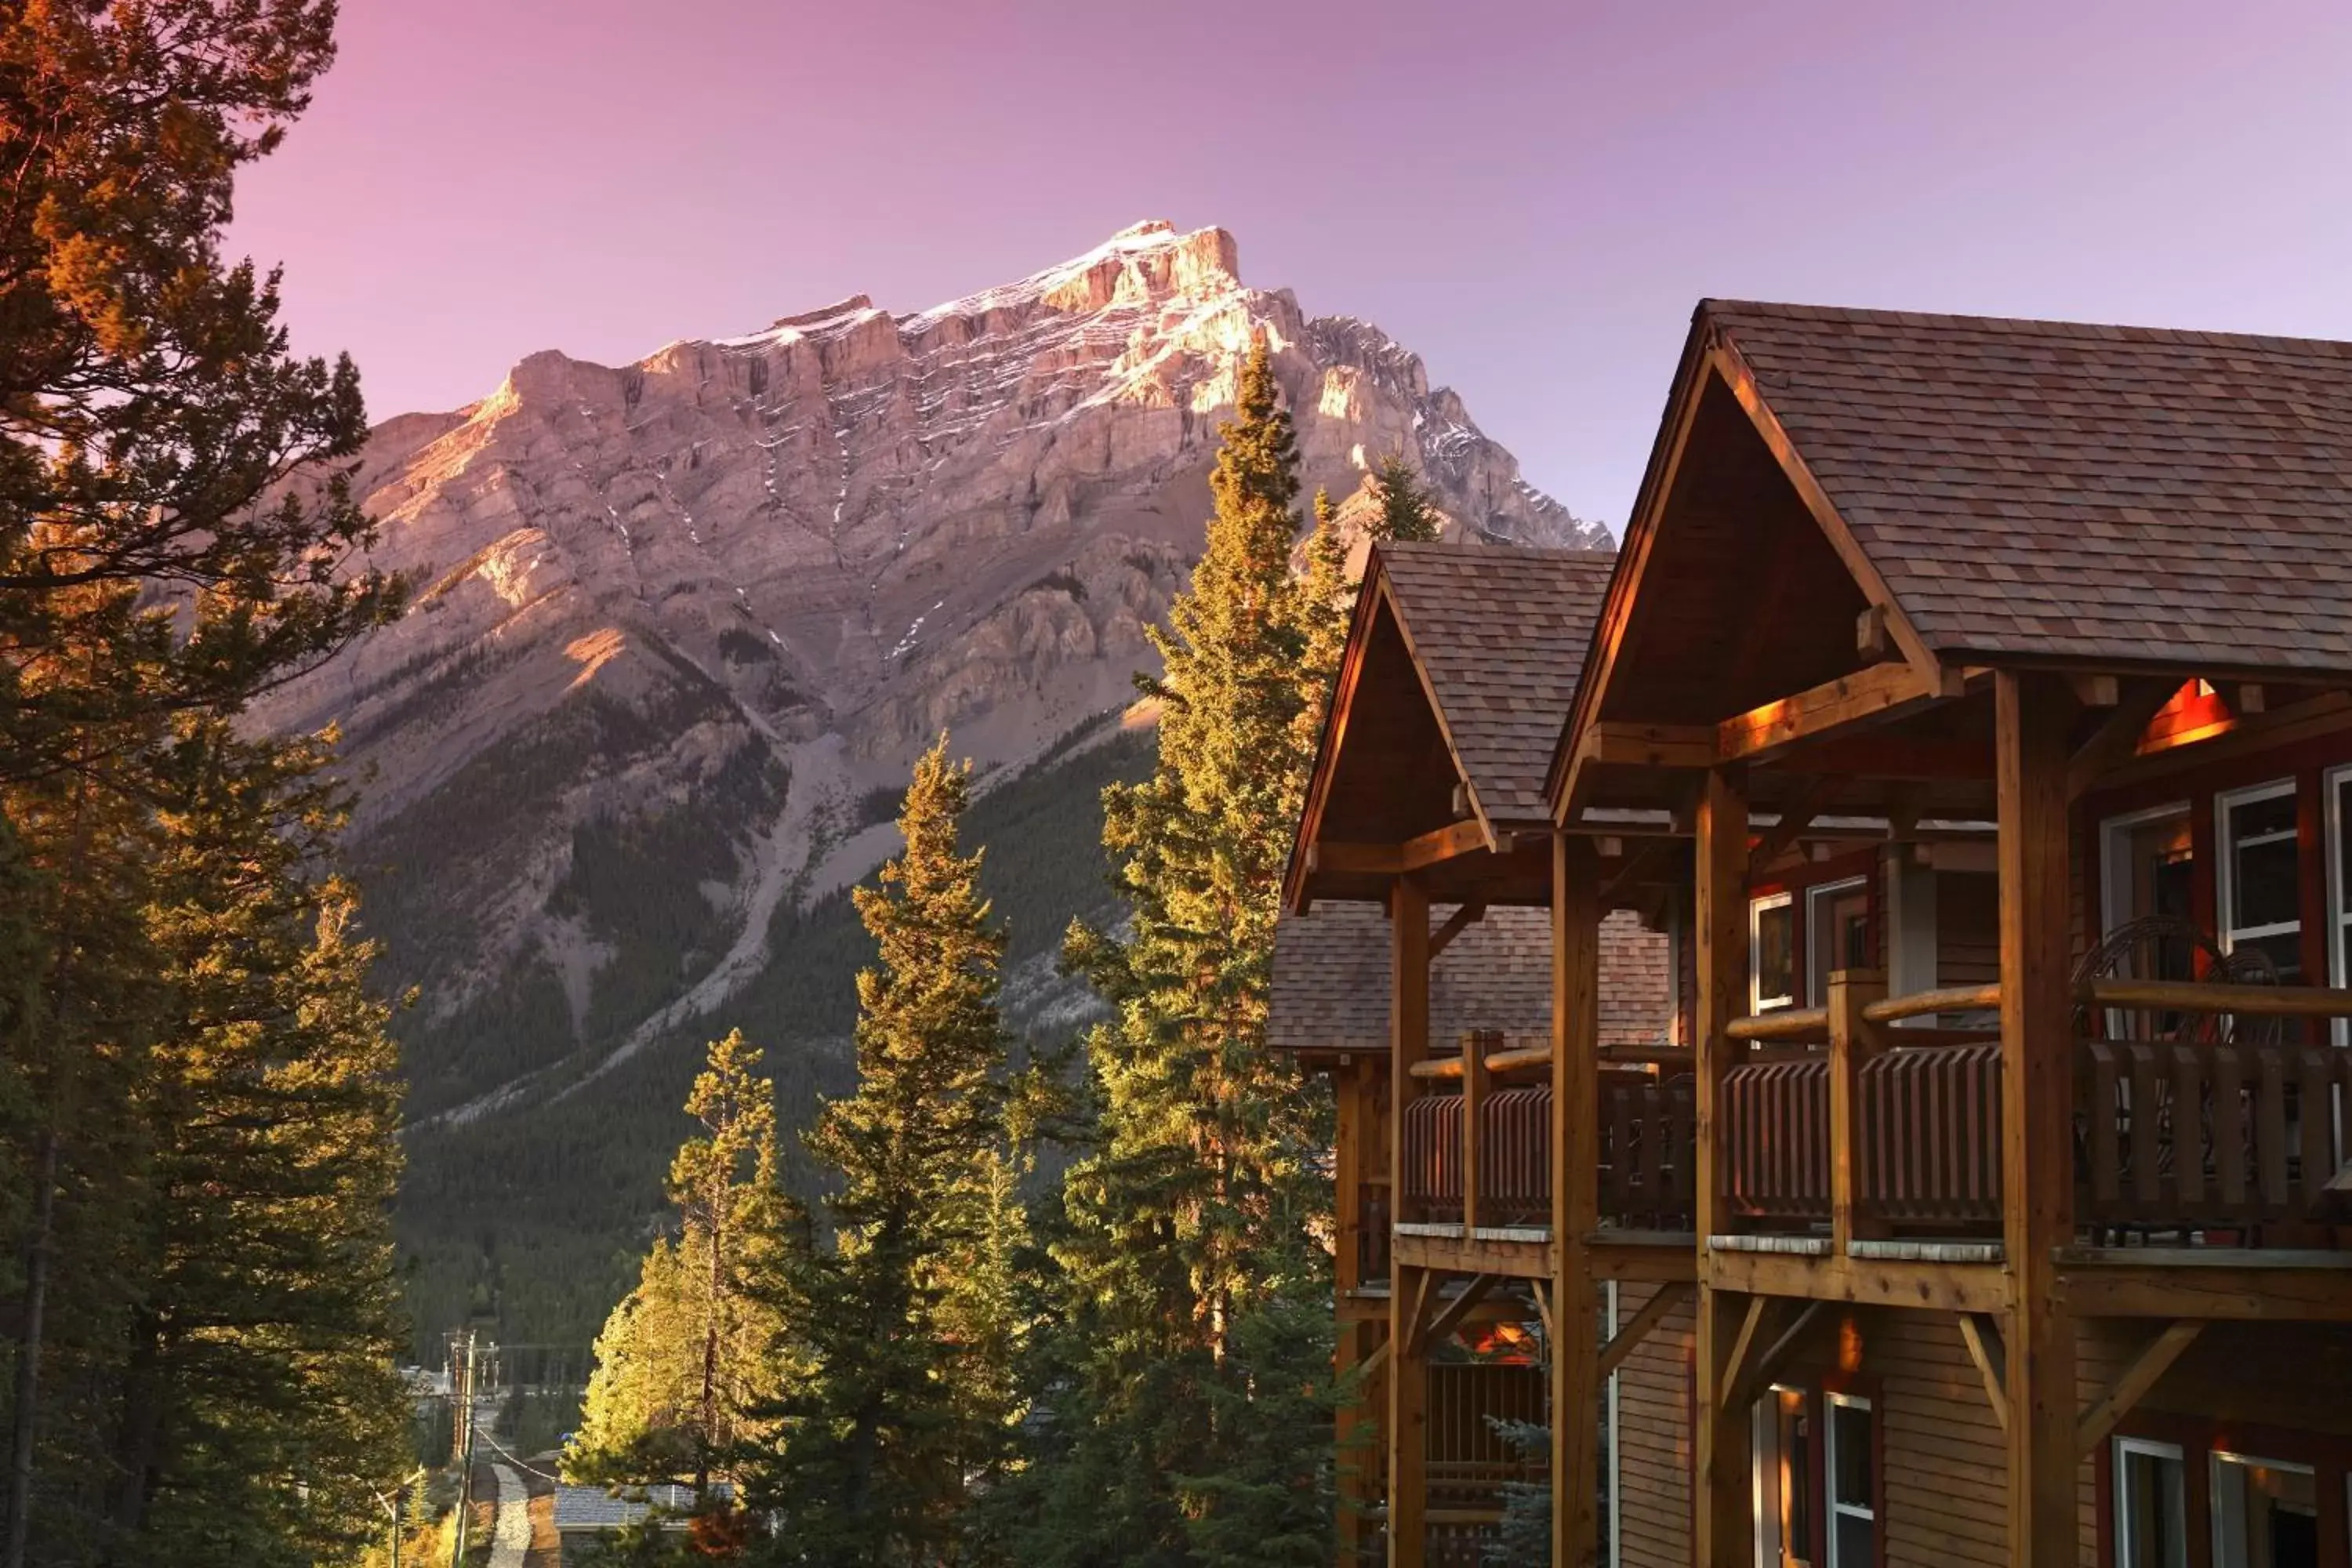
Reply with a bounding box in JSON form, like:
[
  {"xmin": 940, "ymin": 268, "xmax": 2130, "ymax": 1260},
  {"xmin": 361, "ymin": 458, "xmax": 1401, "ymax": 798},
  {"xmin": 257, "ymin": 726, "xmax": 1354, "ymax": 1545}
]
[{"xmin": 1613, "ymin": 1283, "xmax": 1693, "ymax": 1568}]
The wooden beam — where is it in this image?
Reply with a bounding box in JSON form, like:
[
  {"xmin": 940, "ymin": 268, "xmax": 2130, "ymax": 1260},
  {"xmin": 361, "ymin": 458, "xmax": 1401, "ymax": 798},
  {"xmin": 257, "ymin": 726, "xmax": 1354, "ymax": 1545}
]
[
  {"xmin": 1749, "ymin": 776, "xmax": 1834, "ymax": 873},
  {"xmin": 1461, "ymin": 1031, "xmax": 1490, "ymax": 1236},
  {"xmin": 1828, "ymin": 967, "xmax": 1889, "ymax": 1254},
  {"xmin": 1392, "ymin": 870, "xmax": 1431, "ymax": 1240},
  {"xmin": 1334, "ymin": 1315, "xmax": 1385, "ymax": 1561},
  {"xmin": 2065, "ymin": 678, "xmax": 2174, "ymax": 799},
  {"xmin": 1998, "ymin": 670, "xmax": 2080, "ymax": 1567},
  {"xmin": 2059, "ymin": 1254, "xmax": 2352, "ymax": 1319},
  {"xmin": 1597, "ymin": 1280, "xmax": 1691, "ymax": 1381},
  {"xmin": 1857, "ymin": 602, "xmax": 1892, "ymax": 662},
  {"xmin": 1598, "ymin": 837, "xmax": 1673, "ymax": 908},
  {"xmin": 2071, "ymin": 673, "xmax": 2121, "ymax": 707},
  {"xmin": 1552, "ymin": 835, "xmax": 1604, "ymax": 1568},
  {"xmin": 1955, "ymin": 1312, "xmax": 2009, "ymax": 1433},
  {"xmin": 1388, "ymin": 1259, "xmax": 1431, "ymax": 1568},
  {"xmin": 1389, "ymin": 1227, "xmax": 1557, "ymax": 1279},
  {"xmin": 1717, "ymin": 1294, "xmax": 1773, "ymax": 1410},
  {"xmin": 1417, "ymin": 1274, "xmax": 1501, "ymax": 1354},
  {"xmin": 1403, "ymin": 818, "xmax": 1490, "ymax": 870},
  {"xmin": 1726, "ymin": 1300, "xmax": 1831, "ymax": 1413},
  {"xmin": 1309, "ymin": 818, "xmax": 1491, "ymax": 878},
  {"xmin": 1580, "ymin": 720, "xmax": 1717, "ymax": 771},
  {"xmin": 1718, "ymin": 660, "xmax": 1960, "ymax": 764},
  {"xmin": 1705, "ymin": 1248, "xmax": 2013, "ymax": 1315},
  {"xmin": 1692, "ymin": 765, "xmax": 1751, "ymax": 1567},
  {"xmin": 1530, "ymin": 1279, "xmax": 1554, "ymax": 1341},
  {"xmin": 1773, "ymin": 734, "xmax": 1994, "ymax": 781},
  {"xmin": 1427, "ymin": 900, "xmax": 1486, "ymax": 960},
  {"xmin": 2076, "ymin": 1320, "xmax": 2205, "ymax": 1457}
]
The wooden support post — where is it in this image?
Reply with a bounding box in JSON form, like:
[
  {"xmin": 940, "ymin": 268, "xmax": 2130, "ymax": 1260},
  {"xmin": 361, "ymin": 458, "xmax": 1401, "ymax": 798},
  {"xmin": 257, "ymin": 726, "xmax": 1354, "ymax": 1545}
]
[
  {"xmin": 1693, "ymin": 766, "xmax": 1753, "ymax": 1568},
  {"xmin": 1336, "ymin": 1064, "xmax": 1367, "ymax": 1297},
  {"xmin": 1393, "ymin": 875, "xmax": 1431, "ymax": 1229},
  {"xmin": 1828, "ymin": 967, "xmax": 1889, "ymax": 1252},
  {"xmin": 1552, "ymin": 836, "xmax": 1604, "ymax": 1568},
  {"xmin": 1334, "ymin": 1061, "xmax": 1378, "ymax": 1564},
  {"xmin": 1388, "ymin": 877, "xmax": 1432, "ymax": 1568},
  {"xmin": 1336, "ymin": 1315, "xmax": 1383, "ymax": 1561},
  {"xmin": 1997, "ymin": 670, "xmax": 2080, "ymax": 1567},
  {"xmin": 1462, "ymin": 1030, "xmax": 1491, "ymax": 1236}
]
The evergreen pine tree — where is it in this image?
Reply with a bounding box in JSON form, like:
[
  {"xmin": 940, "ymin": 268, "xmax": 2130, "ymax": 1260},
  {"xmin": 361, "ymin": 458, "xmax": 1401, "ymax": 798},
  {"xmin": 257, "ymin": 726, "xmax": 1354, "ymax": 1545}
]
[
  {"xmin": 1025, "ymin": 338, "xmax": 1335, "ymax": 1565},
  {"xmin": 1298, "ymin": 488, "xmax": 1355, "ymax": 750},
  {"xmin": 746, "ymin": 739, "xmax": 1024, "ymax": 1566},
  {"xmin": 570, "ymin": 1031, "xmax": 796, "ymax": 1497},
  {"xmin": 1369, "ymin": 452, "xmax": 1442, "ymax": 543},
  {"xmin": 0, "ymin": 6, "xmax": 405, "ymax": 1561}
]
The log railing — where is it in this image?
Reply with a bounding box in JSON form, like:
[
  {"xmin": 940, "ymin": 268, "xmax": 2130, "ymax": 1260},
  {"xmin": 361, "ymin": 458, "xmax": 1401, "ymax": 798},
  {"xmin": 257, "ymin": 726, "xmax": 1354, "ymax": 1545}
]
[
  {"xmin": 1718, "ymin": 975, "xmax": 2352, "ymax": 1244},
  {"xmin": 1399, "ymin": 1033, "xmax": 1697, "ymax": 1230}
]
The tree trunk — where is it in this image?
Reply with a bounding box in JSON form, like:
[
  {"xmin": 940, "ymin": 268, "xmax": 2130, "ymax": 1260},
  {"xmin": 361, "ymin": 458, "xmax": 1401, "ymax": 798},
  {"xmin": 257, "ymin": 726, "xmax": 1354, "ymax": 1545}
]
[{"xmin": 2, "ymin": 1126, "xmax": 60, "ymax": 1568}]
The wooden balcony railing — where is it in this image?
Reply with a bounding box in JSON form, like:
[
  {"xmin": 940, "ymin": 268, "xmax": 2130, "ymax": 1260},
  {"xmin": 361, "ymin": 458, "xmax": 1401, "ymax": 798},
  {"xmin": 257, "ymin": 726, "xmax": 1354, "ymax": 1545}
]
[
  {"xmin": 1399, "ymin": 1033, "xmax": 1697, "ymax": 1231},
  {"xmin": 2079, "ymin": 1039, "xmax": 2352, "ymax": 1236},
  {"xmin": 1718, "ymin": 975, "xmax": 2352, "ymax": 1247}
]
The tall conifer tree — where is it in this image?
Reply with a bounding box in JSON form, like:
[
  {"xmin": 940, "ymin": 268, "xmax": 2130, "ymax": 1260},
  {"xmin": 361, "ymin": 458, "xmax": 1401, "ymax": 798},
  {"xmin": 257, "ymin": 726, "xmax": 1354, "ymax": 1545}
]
[
  {"xmin": 1369, "ymin": 452, "xmax": 1441, "ymax": 543},
  {"xmin": 570, "ymin": 1031, "xmax": 796, "ymax": 1496},
  {"xmin": 0, "ymin": 5, "xmax": 405, "ymax": 1561},
  {"xmin": 748, "ymin": 739, "xmax": 1025, "ymax": 1566},
  {"xmin": 1027, "ymin": 338, "xmax": 1335, "ymax": 1564}
]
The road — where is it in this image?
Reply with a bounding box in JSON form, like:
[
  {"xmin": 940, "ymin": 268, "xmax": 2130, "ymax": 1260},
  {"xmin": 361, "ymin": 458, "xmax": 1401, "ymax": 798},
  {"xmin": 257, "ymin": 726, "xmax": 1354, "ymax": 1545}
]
[{"xmin": 487, "ymin": 1461, "xmax": 532, "ymax": 1568}]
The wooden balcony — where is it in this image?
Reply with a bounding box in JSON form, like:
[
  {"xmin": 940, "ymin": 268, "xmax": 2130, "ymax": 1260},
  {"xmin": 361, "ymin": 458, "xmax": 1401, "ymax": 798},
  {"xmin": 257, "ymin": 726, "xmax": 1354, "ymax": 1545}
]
[
  {"xmin": 1398, "ymin": 1032, "xmax": 1698, "ymax": 1236},
  {"xmin": 1717, "ymin": 976, "xmax": 2352, "ymax": 1252}
]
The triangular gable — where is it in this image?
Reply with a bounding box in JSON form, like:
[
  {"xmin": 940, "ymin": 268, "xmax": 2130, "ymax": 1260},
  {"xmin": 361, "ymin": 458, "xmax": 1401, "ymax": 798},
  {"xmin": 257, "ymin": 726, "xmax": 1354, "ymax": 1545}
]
[
  {"xmin": 1548, "ymin": 307, "xmax": 1942, "ymax": 821},
  {"xmin": 1286, "ymin": 542, "xmax": 1614, "ymax": 910}
]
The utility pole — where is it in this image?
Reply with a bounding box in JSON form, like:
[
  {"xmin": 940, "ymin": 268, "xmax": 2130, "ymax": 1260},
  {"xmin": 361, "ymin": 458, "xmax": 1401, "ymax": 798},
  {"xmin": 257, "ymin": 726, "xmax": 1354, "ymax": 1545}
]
[{"xmin": 447, "ymin": 1330, "xmax": 476, "ymax": 1568}]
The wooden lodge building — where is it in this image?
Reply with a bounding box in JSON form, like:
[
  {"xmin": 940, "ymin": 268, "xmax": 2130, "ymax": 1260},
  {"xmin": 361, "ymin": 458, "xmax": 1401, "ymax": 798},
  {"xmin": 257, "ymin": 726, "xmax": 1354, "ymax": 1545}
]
[{"xmin": 1279, "ymin": 302, "xmax": 2352, "ymax": 1568}]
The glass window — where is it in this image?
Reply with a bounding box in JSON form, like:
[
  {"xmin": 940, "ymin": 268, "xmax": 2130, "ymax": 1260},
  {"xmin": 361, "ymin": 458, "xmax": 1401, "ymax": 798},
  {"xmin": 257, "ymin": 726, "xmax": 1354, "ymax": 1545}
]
[
  {"xmin": 1825, "ymin": 1394, "xmax": 1875, "ymax": 1568},
  {"xmin": 1806, "ymin": 877, "xmax": 1871, "ymax": 1007},
  {"xmin": 2211, "ymin": 1451, "xmax": 2317, "ymax": 1568},
  {"xmin": 1752, "ymin": 894, "xmax": 1795, "ymax": 1014},
  {"xmin": 2328, "ymin": 767, "xmax": 2352, "ymax": 1040},
  {"xmin": 2103, "ymin": 804, "xmax": 2196, "ymax": 979},
  {"xmin": 2114, "ymin": 1439, "xmax": 2187, "ymax": 1568},
  {"xmin": 2219, "ymin": 781, "xmax": 2303, "ymax": 982},
  {"xmin": 1752, "ymin": 1385, "xmax": 1815, "ymax": 1568}
]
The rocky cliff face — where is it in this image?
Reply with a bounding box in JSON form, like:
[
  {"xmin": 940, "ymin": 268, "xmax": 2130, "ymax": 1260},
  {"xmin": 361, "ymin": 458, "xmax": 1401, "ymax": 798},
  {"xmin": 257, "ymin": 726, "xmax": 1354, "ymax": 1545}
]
[{"xmin": 260, "ymin": 220, "xmax": 1606, "ymax": 1138}]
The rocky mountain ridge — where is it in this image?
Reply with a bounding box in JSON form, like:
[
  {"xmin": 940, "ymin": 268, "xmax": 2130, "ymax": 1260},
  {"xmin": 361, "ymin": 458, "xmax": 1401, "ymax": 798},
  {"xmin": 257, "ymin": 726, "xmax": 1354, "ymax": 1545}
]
[{"xmin": 263, "ymin": 224, "xmax": 1607, "ymax": 1341}]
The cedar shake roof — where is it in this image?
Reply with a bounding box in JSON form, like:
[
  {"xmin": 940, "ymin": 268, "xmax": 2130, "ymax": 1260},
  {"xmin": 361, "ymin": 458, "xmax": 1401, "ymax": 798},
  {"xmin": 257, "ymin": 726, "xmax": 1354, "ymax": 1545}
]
[
  {"xmin": 1269, "ymin": 903, "xmax": 1671, "ymax": 1054},
  {"xmin": 1708, "ymin": 299, "xmax": 2352, "ymax": 675},
  {"xmin": 1379, "ymin": 542, "xmax": 1615, "ymax": 826}
]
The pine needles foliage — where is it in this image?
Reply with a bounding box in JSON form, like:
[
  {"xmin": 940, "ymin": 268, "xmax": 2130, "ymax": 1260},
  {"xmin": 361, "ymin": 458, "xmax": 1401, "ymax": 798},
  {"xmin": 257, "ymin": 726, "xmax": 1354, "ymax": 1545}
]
[
  {"xmin": 0, "ymin": 5, "xmax": 412, "ymax": 1563},
  {"xmin": 1013, "ymin": 338, "xmax": 1345, "ymax": 1566}
]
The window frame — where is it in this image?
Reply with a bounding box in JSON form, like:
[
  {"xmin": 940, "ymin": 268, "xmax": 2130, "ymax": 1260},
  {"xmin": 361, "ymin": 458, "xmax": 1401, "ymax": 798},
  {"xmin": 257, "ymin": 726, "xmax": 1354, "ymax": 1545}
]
[
  {"xmin": 2209, "ymin": 1446, "xmax": 2318, "ymax": 1568},
  {"xmin": 2112, "ymin": 1436, "xmax": 2187, "ymax": 1568},
  {"xmin": 1751, "ymin": 891, "xmax": 1795, "ymax": 1015},
  {"xmin": 2214, "ymin": 777, "xmax": 2303, "ymax": 978},
  {"xmin": 1751, "ymin": 1381, "xmax": 1815, "ymax": 1568},
  {"xmin": 1805, "ymin": 876, "xmax": 1871, "ymax": 1008},
  {"xmin": 1823, "ymin": 1391, "xmax": 1877, "ymax": 1568},
  {"xmin": 2100, "ymin": 799, "xmax": 2194, "ymax": 946},
  {"xmin": 2326, "ymin": 763, "xmax": 2352, "ymax": 1045}
]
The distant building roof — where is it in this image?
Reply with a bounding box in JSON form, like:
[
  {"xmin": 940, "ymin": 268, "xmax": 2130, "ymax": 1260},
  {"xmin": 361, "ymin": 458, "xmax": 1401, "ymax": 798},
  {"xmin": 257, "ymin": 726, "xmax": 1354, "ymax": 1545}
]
[
  {"xmin": 1269, "ymin": 902, "xmax": 1670, "ymax": 1054},
  {"xmin": 1705, "ymin": 299, "xmax": 2352, "ymax": 676},
  {"xmin": 1376, "ymin": 543, "xmax": 1615, "ymax": 826},
  {"xmin": 554, "ymin": 1483, "xmax": 720, "ymax": 1530}
]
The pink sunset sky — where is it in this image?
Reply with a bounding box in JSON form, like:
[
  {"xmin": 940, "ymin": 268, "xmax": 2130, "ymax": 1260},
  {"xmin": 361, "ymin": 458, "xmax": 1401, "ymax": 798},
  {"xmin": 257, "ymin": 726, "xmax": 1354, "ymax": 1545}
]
[{"xmin": 230, "ymin": 0, "xmax": 2352, "ymax": 532}]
